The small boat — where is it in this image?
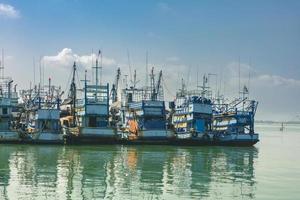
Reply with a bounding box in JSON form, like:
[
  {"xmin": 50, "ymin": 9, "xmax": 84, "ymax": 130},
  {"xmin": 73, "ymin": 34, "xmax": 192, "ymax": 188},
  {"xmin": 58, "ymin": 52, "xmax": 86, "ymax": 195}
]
[
  {"xmin": 24, "ymin": 108, "xmax": 64, "ymax": 144},
  {"xmin": 19, "ymin": 78, "xmax": 65, "ymax": 144},
  {"xmin": 0, "ymin": 78, "xmax": 20, "ymax": 143}
]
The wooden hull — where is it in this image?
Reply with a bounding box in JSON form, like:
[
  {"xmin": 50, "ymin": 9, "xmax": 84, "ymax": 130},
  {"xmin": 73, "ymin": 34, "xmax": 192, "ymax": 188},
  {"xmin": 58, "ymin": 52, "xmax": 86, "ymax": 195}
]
[
  {"xmin": 22, "ymin": 132, "xmax": 65, "ymax": 144},
  {"xmin": 66, "ymin": 127, "xmax": 117, "ymax": 144}
]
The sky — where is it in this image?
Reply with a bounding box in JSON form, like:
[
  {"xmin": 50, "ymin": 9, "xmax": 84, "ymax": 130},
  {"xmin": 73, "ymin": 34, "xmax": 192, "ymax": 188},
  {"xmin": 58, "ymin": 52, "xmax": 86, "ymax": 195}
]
[{"xmin": 0, "ymin": 0, "xmax": 300, "ymax": 121}]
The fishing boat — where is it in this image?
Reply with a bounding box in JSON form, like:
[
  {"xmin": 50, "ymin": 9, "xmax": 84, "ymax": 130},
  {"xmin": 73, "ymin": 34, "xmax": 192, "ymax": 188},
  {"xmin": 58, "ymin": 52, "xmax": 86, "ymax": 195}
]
[
  {"xmin": 171, "ymin": 76, "xmax": 259, "ymax": 146},
  {"xmin": 119, "ymin": 68, "xmax": 173, "ymax": 144},
  {"xmin": 212, "ymin": 87, "xmax": 259, "ymax": 146},
  {"xmin": 0, "ymin": 77, "xmax": 20, "ymax": 143},
  {"xmin": 170, "ymin": 76, "xmax": 215, "ymax": 145},
  {"xmin": 19, "ymin": 78, "xmax": 65, "ymax": 144},
  {"xmin": 64, "ymin": 58, "xmax": 116, "ymax": 144}
]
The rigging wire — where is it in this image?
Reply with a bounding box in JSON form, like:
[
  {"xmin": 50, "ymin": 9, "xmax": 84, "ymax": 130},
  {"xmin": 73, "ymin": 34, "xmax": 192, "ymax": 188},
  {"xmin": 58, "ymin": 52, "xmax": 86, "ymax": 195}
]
[
  {"xmin": 162, "ymin": 77, "xmax": 175, "ymax": 98},
  {"xmin": 64, "ymin": 68, "xmax": 73, "ymax": 97}
]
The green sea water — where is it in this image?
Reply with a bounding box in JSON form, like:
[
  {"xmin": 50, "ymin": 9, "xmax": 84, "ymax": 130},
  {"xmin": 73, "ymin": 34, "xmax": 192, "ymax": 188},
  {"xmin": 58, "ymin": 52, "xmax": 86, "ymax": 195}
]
[{"xmin": 0, "ymin": 123, "xmax": 299, "ymax": 200}]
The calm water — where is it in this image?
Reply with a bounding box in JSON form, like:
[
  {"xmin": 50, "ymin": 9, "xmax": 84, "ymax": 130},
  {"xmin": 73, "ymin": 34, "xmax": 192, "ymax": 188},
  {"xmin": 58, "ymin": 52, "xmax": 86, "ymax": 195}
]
[{"xmin": 0, "ymin": 123, "xmax": 300, "ymax": 200}]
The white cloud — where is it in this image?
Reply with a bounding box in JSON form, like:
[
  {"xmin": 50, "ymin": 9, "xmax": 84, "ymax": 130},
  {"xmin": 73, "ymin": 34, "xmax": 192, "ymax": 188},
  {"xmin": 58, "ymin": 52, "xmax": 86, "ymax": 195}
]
[
  {"xmin": 257, "ymin": 74, "xmax": 300, "ymax": 87},
  {"xmin": 0, "ymin": 3, "xmax": 20, "ymax": 18},
  {"xmin": 40, "ymin": 48, "xmax": 118, "ymax": 95},
  {"xmin": 225, "ymin": 61, "xmax": 300, "ymax": 88},
  {"xmin": 43, "ymin": 48, "xmax": 117, "ymax": 70},
  {"xmin": 220, "ymin": 61, "xmax": 300, "ymax": 121}
]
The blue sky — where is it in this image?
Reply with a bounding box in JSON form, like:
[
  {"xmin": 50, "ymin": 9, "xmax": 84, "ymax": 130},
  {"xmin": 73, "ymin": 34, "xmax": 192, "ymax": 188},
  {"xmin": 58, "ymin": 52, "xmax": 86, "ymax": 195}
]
[{"xmin": 0, "ymin": 0, "xmax": 300, "ymax": 120}]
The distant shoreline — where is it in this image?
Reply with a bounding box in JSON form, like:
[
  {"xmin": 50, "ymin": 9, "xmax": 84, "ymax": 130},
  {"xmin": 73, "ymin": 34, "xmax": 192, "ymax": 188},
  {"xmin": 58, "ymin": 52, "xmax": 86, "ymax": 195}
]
[{"xmin": 255, "ymin": 120, "xmax": 300, "ymax": 125}]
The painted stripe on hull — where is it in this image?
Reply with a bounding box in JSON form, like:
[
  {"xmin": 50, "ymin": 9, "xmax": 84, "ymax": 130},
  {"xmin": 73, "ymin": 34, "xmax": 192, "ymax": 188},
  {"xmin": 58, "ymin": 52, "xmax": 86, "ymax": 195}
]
[
  {"xmin": 80, "ymin": 128, "xmax": 116, "ymax": 136},
  {"xmin": 68, "ymin": 128, "xmax": 117, "ymax": 144},
  {"xmin": 138, "ymin": 130, "xmax": 173, "ymax": 138}
]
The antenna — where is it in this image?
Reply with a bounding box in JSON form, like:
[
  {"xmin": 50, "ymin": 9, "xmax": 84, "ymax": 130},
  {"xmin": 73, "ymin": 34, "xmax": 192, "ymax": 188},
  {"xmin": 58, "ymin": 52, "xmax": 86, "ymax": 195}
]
[
  {"xmin": 208, "ymin": 73, "xmax": 217, "ymax": 98},
  {"xmin": 179, "ymin": 78, "xmax": 186, "ymax": 97},
  {"xmin": 238, "ymin": 56, "xmax": 241, "ymax": 98},
  {"xmin": 133, "ymin": 69, "xmax": 137, "ymax": 88},
  {"xmin": 196, "ymin": 67, "xmax": 199, "ymax": 90},
  {"xmin": 1, "ymin": 49, "xmax": 4, "ymax": 77},
  {"xmin": 219, "ymin": 66, "xmax": 223, "ymax": 99},
  {"xmin": 91, "ymin": 48, "xmax": 94, "ymax": 84},
  {"xmin": 93, "ymin": 50, "xmax": 101, "ymax": 86},
  {"xmin": 201, "ymin": 74, "xmax": 208, "ymax": 98},
  {"xmin": 33, "ymin": 57, "xmax": 36, "ymax": 86},
  {"xmin": 39, "ymin": 56, "xmax": 42, "ymax": 92},
  {"xmin": 127, "ymin": 49, "xmax": 133, "ymax": 84},
  {"xmin": 186, "ymin": 65, "xmax": 191, "ymax": 91},
  {"xmin": 100, "ymin": 50, "xmax": 102, "ymax": 85},
  {"xmin": 248, "ymin": 58, "xmax": 251, "ymax": 98},
  {"xmin": 42, "ymin": 58, "xmax": 45, "ymax": 90},
  {"xmin": 223, "ymin": 67, "xmax": 226, "ymax": 99},
  {"xmin": 124, "ymin": 74, "xmax": 128, "ymax": 88},
  {"xmin": 145, "ymin": 51, "xmax": 148, "ymax": 87},
  {"xmin": 150, "ymin": 67, "xmax": 155, "ymax": 97},
  {"xmin": 48, "ymin": 77, "xmax": 51, "ymax": 101}
]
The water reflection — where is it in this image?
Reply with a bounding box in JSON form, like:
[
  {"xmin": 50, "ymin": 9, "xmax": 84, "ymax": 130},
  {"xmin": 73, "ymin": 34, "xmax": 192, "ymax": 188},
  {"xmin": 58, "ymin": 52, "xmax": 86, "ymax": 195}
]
[{"xmin": 0, "ymin": 145, "xmax": 258, "ymax": 199}]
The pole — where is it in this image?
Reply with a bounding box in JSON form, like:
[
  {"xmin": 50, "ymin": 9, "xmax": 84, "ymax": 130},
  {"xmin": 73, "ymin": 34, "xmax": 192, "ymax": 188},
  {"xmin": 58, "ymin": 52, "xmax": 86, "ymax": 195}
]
[
  {"xmin": 145, "ymin": 51, "xmax": 148, "ymax": 88},
  {"xmin": 238, "ymin": 56, "xmax": 241, "ymax": 98}
]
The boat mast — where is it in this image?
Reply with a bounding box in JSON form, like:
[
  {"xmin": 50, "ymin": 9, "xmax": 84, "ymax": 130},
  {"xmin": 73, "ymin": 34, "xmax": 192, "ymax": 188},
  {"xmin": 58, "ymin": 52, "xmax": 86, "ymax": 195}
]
[
  {"xmin": 238, "ymin": 56, "xmax": 241, "ymax": 98},
  {"xmin": 93, "ymin": 50, "xmax": 101, "ymax": 101},
  {"xmin": 94, "ymin": 50, "xmax": 101, "ymax": 86},
  {"xmin": 1, "ymin": 49, "xmax": 4, "ymax": 78},
  {"xmin": 70, "ymin": 62, "xmax": 77, "ymax": 127},
  {"xmin": 145, "ymin": 51, "xmax": 148, "ymax": 88},
  {"xmin": 150, "ymin": 67, "xmax": 155, "ymax": 100},
  {"xmin": 151, "ymin": 70, "xmax": 162, "ymax": 101},
  {"xmin": 133, "ymin": 70, "xmax": 137, "ymax": 88},
  {"xmin": 8, "ymin": 80, "xmax": 13, "ymax": 99},
  {"xmin": 84, "ymin": 70, "xmax": 87, "ymax": 117},
  {"xmin": 201, "ymin": 74, "xmax": 208, "ymax": 98},
  {"xmin": 111, "ymin": 68, "xmax": 121, "ymax": 103},
  {"xmin": 48, "ymin": 77, "xmax": 51, "ymax": 108},
  {"xmin": 127, "ymin": 49, "xmax": 133, "ymax": 85}
]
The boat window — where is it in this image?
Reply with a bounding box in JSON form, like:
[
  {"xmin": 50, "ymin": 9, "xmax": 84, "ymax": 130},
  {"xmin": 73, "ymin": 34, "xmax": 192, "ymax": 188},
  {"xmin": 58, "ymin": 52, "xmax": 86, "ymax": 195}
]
[
  {"xmin": 42, "ymin": 120, "xmax": 50, "ymax": 130},
  {"xmin": 2, "ymin": 108, "xmax": 8, "ymax": 115},
  {"xmin": 89, "ymin": 116, "xmax": 97, "ymax": 127},
  {"xmin": 63, "ymin": 120, "xmax": 69, "ymax": 127}
]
